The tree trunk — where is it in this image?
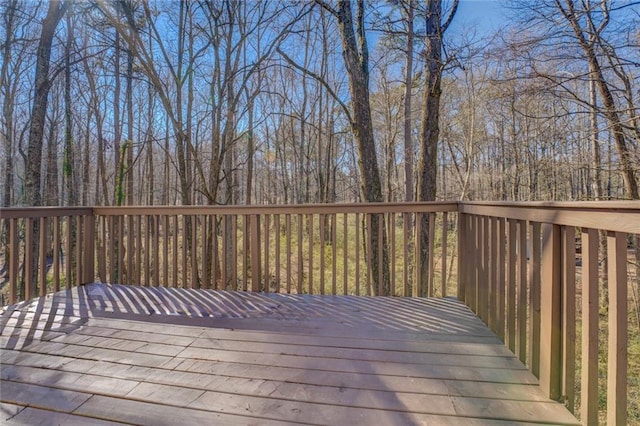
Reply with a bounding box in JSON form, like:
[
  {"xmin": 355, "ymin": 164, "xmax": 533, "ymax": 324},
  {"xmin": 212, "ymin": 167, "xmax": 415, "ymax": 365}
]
[
  {"xmin": 333, "ymin": 0, "xmax": 389, "ymax": 295},
  {"xmin": 63, "ymin": 8, "xmax": 76, "ymax": 207},
  {"xmin": 560, "ymin": 0, "xmax": 639, "ymax": 200},
  {"xmin": 24, "ymin": 0, "xmax": 66, "ymax": 298},
  {"xmin": 25, "ymin": 0, "xmax": 66, "ymax": 207},
  {"xmin": 403, "ymin": 0, "xmax": 415, "ymax": 204},
  {"xmin": 416, "ymin": 0, "xmax": 458, "ymax": 296},
  {"xmin": 1, "ymin": 0, "xmax": 18, "ymax": 208}
]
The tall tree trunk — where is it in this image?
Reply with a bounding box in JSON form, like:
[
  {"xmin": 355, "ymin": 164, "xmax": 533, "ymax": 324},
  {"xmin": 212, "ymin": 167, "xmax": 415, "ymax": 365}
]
[
  {"xmin": 44, "ymin": 105, "xmax": 59, "ymax": 206},
  {"xmin": 403, "ymin": 0, "xmax": 415, "ymax": 203},
  {"xmin": 1, "ymin": 0, "xmax": 17, "ymax": 208},
  {"xmin": 416, "ymin": 0, "xmax": 458, "ymax": 297},
  {"xmin": 63, "ymin": 7, "xmax": 76, "ymax": 206},
  {"xmin": 329, "ymin": 0, "xmax": 389, "ymax": 295},
  {"xmin": 24, "ymin": 0, "xmax": 66, "ymax": 299},
  {"xmin": 589, "ymin": 73, "xmax": 603, "ymax": 200},
  {"xmin": 125, "ymin": 46, "xmax": 134, "ymax": 205},
  {"xmin": 560, "ymin": 0, "xmax": 639, "ymax": 199},
  {"xmin": 25, "ymin": 0, "xmax": 66, "ymax": 207}
]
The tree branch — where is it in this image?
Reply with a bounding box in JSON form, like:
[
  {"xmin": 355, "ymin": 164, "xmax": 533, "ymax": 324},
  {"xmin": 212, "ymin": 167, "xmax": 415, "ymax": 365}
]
[{"xmin": 276, "ymin": 46, "xmax": 353, "ymax": 125}]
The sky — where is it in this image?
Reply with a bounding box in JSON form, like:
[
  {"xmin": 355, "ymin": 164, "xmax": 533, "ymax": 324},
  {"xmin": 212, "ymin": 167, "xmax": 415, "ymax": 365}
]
[{"xmin": 449, "ymin": 0, "xmax": 508, "ymax": 37}]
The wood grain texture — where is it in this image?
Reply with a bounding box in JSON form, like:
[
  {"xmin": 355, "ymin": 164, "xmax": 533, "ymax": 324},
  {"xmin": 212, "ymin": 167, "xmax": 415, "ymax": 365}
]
[{"xmin": 0, "ymin": 283, "xmax": 578, "ymax": 425}]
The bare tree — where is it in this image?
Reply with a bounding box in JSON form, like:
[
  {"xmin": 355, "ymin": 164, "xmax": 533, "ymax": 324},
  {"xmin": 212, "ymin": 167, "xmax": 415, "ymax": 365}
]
[
  {"xmin": 24, "ymin": 0, "xmax": 67, "ymax": 207},
  {"xmin": 415, "ymin": 0, "xmax": 458, "ymax": 296},
  {"xmin": 315, "ymin": 0, "xmax": 390, "ymax": 295}
]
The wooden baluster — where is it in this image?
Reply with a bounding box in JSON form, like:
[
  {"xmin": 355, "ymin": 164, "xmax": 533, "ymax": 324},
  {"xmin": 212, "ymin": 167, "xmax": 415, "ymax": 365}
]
[
  {"xmin": 182, "ymin": 216, "xmax": 188, "ymax": 288},
  {"xmin": 250, "ymin": 214, "xmax": 261, "ymax": 292},
  {"xmin": 118, "ymin": 216, "xmax": 124, "ymax": 284},
  {"xmin": 286, "ymin": 214, "xmax": 292, "ymax": 294},
  {"xmin": 390, "ymin": 212, "xmax": 396, "ymax": 296},
  {"xmin": 25, "ymin": 218, "xmax": 34, "ymax": 299},
  {"xmin": 201, "ymin": 215, "xmax": 208, "ymax": 289},
  {"xmin": 134, "ymin": 215, "xmax": 140, "ymax": 285},
  {"xmin": 264, "ymin": 214, "xmax": 269, "ymax": 292},
  {"xmin": 529, "ymin": 222, "xmax": 541, "ymax": 377},
  {"xmin": 308, "ymin": 214, "xmax": 314, "ymax": 294},
  {"xmin": 9, "ymin": 218, "xmax": 18, "ymax": 304},
  {"xmin": 540, "ymin": 223, "xmax": 561, "ymax": 400},
  {"xmin": 471, "ymin": 216, "xmax": 478, "ymax": 311},
  {"xmin": 108, "ymin": 216, "xmax": 115, "ymax": 284},
  {"xmin": 441, "ymin": 212, "xmax": 448, "ymax": 298},
  {"xmin": 607, "ymin": 231, "xmax": 627, "ymax": 425},
  {"xmin": 331, "ymin": 214, "xmax": 337, "ymax": 295},
  {"xmin": 378, "ymin": 213, "xmax": 383, "ymax": 296},
  {"xmin": 145, "ymin": 216, "xmax": 150, "ymax": 286},
  {"xmin": 482, "ymin": 216, "xmax": 491, "ymax": 323},
  {"xmin": 163, "ymin": 216, "xmax": 169, "ymax": 287},
  {"xmin": 405, "ymin": 213, "xmax": 411, "ymax": 298},
  {"xmin": 76, "ymin": 216, "xmax": 83, "ymax": 287},
  {"xmin": 506, "ymin": 219, "xmax": 517, "ymax": 352},
  {"xmin": 275, "ymin": 214, "xmax": 281, "ymax": 293},
  {"xmin": 320, "ymin": 214, "xmax": 325, "ymax": 295},
  {"xmin": 172, "ymin": 215, "xmax": 178, "ymax": 288},
  {"xmin": 84, "ymin": 214, "xmax": 95, "ymax": 284},
  {"xmin": 414, "ymin": 213, "xmax": 422, "ymax": 298},
  {"xmin": 156, "ymin": 215, "xmax": 162, "ymax": 286},
  {"xmin": 211, "ymin": 215, "xmax": 218, "ymax": 290},
  {"xmin": 428, "ymin": 212, "xmax": 436, "ymax": 297},
  {"xmin": 561, "ymin": 226, "xmax": 576, "ymax": 413},
  {"xmin": 343, "ymin": 213, "xmax": 348, "ymax": 295},
  {"xmin": 366, "ymin": 213, "xmax": 372, "ymax": 296},
  {"xmin": 355, "ymin": 212, "xmax": 360, "ymax": 296},
  {"xmin": 243, "ymin": 215, "xmax": 249, "ymax": 291},
  {"xmin": 497, "ymin": 217, "xmax": 506, "ymax": 342},
  {"xmin": 53, "ymin": 216, "xmax": 61, "ymax": 291},
  {"xmin": 517, "ymin": 220, "xmax": 528, "ymax": 363},
  {"xmin": 488, "ymin": 217, "xmax": 498, "ymax": 332},
  {"xmin": 456, "ymin": 213, "xmax": 465, "ymax": 304},
  {"xmin": 191, "ymin": 216, "xmax": 198, "ymax": 289},
  {"xmin": 39, "ymin": 217, "xmax": 47, "ymax": 296},
  {"xmin": 581, "ymin": 228, "xmax": 599, "ymax": 425},
  {"xmin": 297, "ymin": 214, "xmax": 303, "ymax": 294}
]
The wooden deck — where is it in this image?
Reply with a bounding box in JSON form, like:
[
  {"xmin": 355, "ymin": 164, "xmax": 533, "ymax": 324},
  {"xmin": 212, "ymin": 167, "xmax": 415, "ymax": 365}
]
[{"xmin": 1, "ymin": 283, "xmax": 578, "ymax": 425}]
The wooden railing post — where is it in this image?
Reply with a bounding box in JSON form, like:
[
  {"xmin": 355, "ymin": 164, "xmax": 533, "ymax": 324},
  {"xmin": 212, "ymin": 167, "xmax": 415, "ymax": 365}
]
[
  {"xmin": 581, "ymin": 228, "xmax": 599, "ymax": 425},
  {"xmin": 457, "ymin": 213, "xmax": 466, "ymax": 303},
  {"xmin": 539, "ymin": 223, "xmax": 561, "ymax": 400},
  {"xmin": 607, "ymin": 231, "xmax": 627, "ymax": 425},
  {"xmin": 9, "ymin": 218, "xmax": 18, "ymax": 305},
  {"xmin": 250, "ymin": 214, "xmax": 261, "ymax": 292},
  {"xmin": 83, "ymin": 212, "xmax": 95, "ymax": 284}
]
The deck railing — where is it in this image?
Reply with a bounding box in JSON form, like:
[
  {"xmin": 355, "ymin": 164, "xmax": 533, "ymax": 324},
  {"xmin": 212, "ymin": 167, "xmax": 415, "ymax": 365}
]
[
  {"xmin": 459, "ymin": 201, "xmax": 640, "ymax": 425},
  {"xmin": 1, "ymin": 201, "xmax": 640, "ymax": 424},
  {"xmin": 0, "ymin": 207, "xmax": 94, "ymax": 303},
  {"xmin": 1, "ymin": 203, "xmax": 457, "ymax": 302},
  {"xmin": 93, "ymin": 203, "xmax": 457, "ymax": 298}
]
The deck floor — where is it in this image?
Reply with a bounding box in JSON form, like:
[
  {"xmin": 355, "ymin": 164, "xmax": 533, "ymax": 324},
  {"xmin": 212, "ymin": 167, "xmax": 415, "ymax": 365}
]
[{"xmin": 1, "ymin": 283, "xmax": 578, "ymax": 425}]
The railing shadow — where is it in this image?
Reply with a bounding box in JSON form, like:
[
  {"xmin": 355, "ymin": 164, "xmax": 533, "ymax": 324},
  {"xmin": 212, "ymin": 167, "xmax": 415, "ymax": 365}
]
[{"xmin": 0, "ymin": 282, "xmax": 502, "ymax": 424}]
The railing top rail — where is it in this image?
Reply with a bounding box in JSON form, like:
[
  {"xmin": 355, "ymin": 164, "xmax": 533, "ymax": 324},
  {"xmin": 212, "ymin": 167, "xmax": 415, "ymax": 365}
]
[
  {"xmin": 92, "ymin": 202, "xmax": 459, "ymax": 216},
  {"xmin": 0, "ymin": 207, "xmax": 94, "ymax": 220},
  {"xmin": 2, "ymin": 201, "xmax": 639, "ymax": 234},
  {"xmin": 459, "ymin": 201, "xmax": 640, "ymax": 234},
  {"xmin": 461, "ymin": 200, "xmax": 640, "ymax": 210}
]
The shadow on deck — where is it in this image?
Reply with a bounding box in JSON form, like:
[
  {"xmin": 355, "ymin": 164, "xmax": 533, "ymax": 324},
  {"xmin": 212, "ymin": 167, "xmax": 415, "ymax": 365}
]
[{"xmin": 1, "ymin": 283, "xmax": 578, "ymax": 425}]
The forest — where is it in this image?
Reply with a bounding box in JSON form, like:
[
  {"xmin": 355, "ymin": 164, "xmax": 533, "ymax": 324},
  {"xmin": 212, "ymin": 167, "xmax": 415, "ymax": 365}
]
[
  {"xmin": 1, "ymin": 0, "xmax": 639, "ymax": 209},
  {"xmin": 1, "ymin": 2, "xmax": 640, "ymax": 421}
]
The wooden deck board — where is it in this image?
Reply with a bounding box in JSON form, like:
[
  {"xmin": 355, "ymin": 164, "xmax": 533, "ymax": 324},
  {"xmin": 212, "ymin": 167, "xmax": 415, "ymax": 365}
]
[{"xmin": 0, "ymin": 283, "xmax": 579, "ymax": 425}]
